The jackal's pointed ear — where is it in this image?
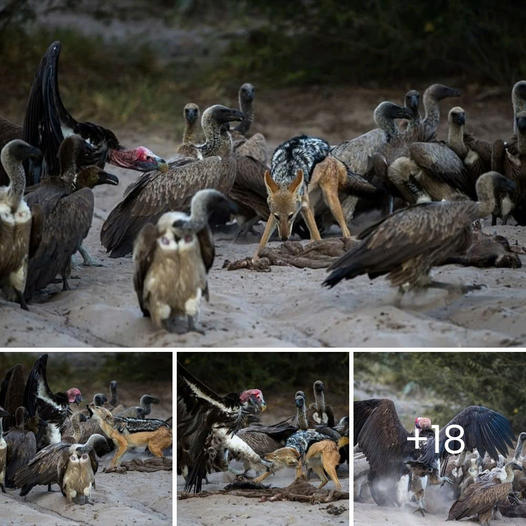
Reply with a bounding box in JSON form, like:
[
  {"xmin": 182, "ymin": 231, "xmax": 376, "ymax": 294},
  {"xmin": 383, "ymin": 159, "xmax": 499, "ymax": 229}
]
[
  {"xmin": 288, "ymin": 169, "xmax": 304, "ymax": 193},
  {"xmin": 264, "ymin": 170, "xmax": 279, "ymax": 195}
]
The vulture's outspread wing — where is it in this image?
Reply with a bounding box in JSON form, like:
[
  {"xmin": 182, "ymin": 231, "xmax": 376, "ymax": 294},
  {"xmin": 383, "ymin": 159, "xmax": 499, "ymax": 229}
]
[
  {"xmin": 418, "ymin": 405, "xmax": 514, "ymax": 472},
  {"xmin": 356, "ymin": 399, "xmax": 411, "ymax": 478},
  {"xmin": 23, "ymin": 354, "xmax": 69, "ymax": 424}
]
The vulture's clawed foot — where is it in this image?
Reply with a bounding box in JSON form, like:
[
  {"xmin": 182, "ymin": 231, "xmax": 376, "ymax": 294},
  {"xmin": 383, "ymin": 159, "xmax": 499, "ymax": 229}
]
[
  {"xmin": 78, "ymin": 245, "xmax": 105, "ymax": 267},
  {"xmin": 187, "ymin": 315, "xmax": 205, "ymax": 335}
]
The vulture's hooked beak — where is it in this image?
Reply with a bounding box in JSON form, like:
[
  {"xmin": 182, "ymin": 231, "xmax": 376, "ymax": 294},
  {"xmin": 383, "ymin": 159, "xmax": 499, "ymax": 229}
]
[{"xmin": 97, "ymin": 170, "xmax": 119, "ymax": 186}]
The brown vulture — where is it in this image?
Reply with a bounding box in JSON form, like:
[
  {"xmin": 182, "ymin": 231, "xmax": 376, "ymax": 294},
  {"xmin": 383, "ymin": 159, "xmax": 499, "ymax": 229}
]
[{"xmin": 324, "ymin": 172, "xmax": 516, "ymax": 293}]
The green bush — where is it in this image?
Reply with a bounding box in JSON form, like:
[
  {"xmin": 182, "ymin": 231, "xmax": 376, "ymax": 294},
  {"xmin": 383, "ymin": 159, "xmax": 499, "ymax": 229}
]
[{"xmin": 355, "ymin": 352, "xmax": 526, "ymax": 431}]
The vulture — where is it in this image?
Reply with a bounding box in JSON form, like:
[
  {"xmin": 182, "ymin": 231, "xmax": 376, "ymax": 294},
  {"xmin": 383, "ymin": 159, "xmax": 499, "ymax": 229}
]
[
  {"xmin": 62, "ymin": 452, "xmax": 96, "ymax": 504},
  {"xmin": 24, "ymin": 135, "xmax": 118, "ymax": 299},
  {"xmin": 512, "ymin": 80, "xmax": 526, "ymax": 134},
  {"xmin": 133, "ymin": 189, "xmax": 234, "ymax": 333},
  {"xmin": 331, "ymin": 101, "xmax": 413, "ymax": 175},
  {"xmin": 324, "ymin": 172, "xmax": 516, "ymax": 295},
  {"xmin": 177, "ymin": 361, "xmax": 269, "ymax": 493},
  {"xmin": 108, "ymin": 380, "xmax": 119, "ymax": 410},
  {"xmin": 0, "ymin": 364, "xmax": 26, "ymax": 431},
  {"xmin": 353, "ymin": 398, "xmax": 514, "ymax": 514},
  {"xmin": 23, "ymin": 354, "xmax": 82, "ymax": 448},
  {"xmin": 0, "ymin": 117, "xmax": 24, "ymax": 189},
  {"xmin": 389, "ymin": 107, "xmax": 475, "ymax": 204},
  {"xmin": 101, "ymin": 104, "xmax": 243, "ymax": 257},
  {"xmin": 0, "ymin": 414, "xmax": 6, "ymax": 492},
  {"xmin": 232, "ymin": 82, "xmax": 269, "ymax": 165},
  {"xmin": 394, "ymin": 107, "xmax": 491, "ymax": 205},
  {"xmin": 448, "ymin": 461, "xmax": 523, "ymax": 525},
  {"xmin": 14, "ymin": 433, "xmax": 105, "ymax": 498},
  {"xmin": 174, "ymin": 103, "xmax": 201, "ymax": 159},
  {"xmin": 0, "ymin": 140, "xmax": 41, "ymax": 309},
  {"xmin": 419, "ymin": 83, "xmax": 462, "ymax": 141},
  {"xmin": 116, "ymin": 394, "xmax": 160, "ymax": 418},
  {"xmin": 402, "ymin": 89, "xmax": 421, "ymax": 138},
  {"xmin": 307, "ymin": 380, "xmax": 335, "ymax": 428},
  {"xmin": 492, "ymin": 110, "xmax": 526, "ymax": 225},
  {"xmin": 3, "ymin": 40, "xmax": 166, "ymax": 188},
  {"xmin": 4, "ymin": 406, "xmax": 37, "ymax": 488},
  {"xmin": 234, "ymin": 390, "xmax": 309, "ymax": 469}
]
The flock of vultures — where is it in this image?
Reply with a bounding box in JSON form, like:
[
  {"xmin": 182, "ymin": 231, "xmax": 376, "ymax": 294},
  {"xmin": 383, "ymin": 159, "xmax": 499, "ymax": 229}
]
[
  {"xmin": 0, "ymin": 354, "xmax": 172, "ymax": 504},
  {"xmin": 177, "ymin": 362, "xmax": 349, "ymax": 496},
  {"xmin": 1, "ymin": 39, "xmax": 526, "ymax": 336},
  {"xmin": 355, "ymin": 399, "xmax": 526, "ymax": 523}
]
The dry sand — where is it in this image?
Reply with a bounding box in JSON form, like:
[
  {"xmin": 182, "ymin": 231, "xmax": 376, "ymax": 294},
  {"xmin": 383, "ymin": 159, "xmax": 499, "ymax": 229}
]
[
  {"xmin": 1, "ymin": 88, "xmax": 525, "ymax": 347},
  {"xmin": 177, "ymin": 464, "xmax": 349, "ymax": 526}
]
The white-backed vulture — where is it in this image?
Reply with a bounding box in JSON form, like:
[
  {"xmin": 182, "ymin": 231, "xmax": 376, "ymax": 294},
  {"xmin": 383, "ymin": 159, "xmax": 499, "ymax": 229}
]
[
  {"xmin": 133, "ymin": 189, "xmax": 233, "ymax": 333},
  {"xmin": 116, "ymin": 394, "xmax": 160, "ymax": 418},
  {"xmin": 14, "ymin": 433, "xmax": 105, "ymax": 497},
  {"xmin": 174, "ymin": 103, "xmax": 201, "ymax": 159},
  {"xmin": 62, "ymin": 452, "xmax": 96, "ymax": 504},
  {"xmin": 307, "ymin": 380, "xmax": 335, "ymax": 428},
  {"xmin": 0, "ymin": 415, "xmax": 6, "ymax": 492},
  {"xmin": 24, "ymin": 135, "xmax": 118, "ymax": 299},
  {"xmin": 0, "ymin": 117, "xmax": 23, "ymax": 187},
  {"xmin": 419, "ymin": 83, "xmax": 461, "ymax": 141},
  {"xmin": 101, "ymin": 104, "xmax": 243, "ymax": 257},
  {"xmin": 324, "ymin": 172, "xmax": 516, "ymax": 294},
  {"xmin": 0, "ymin": 140, "xmax": 41, "ymax": 309},
  {"xmin": 232, "ymin": 83, "xmax": 269, "ymax": 165},
  {"xmin": 492, "ymin": 111, "xmax": 526, "ymax": 224},
  {"xmin": 512, "ymin": 80, "xmax": 526, "ymax": 134},
  {"xmin": 448, "ymin": 461, "xmax": 523, "ymax": 525},
  {"xmin": 331, "ymin": 101, "xmax": 413, "ymax": 174}
]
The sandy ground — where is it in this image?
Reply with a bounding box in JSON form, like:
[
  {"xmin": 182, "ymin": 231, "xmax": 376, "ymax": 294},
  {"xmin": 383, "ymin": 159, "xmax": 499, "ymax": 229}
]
[
  {"xmin": 177, "ymin": 463, "xmax": 349, "ymax": 526},
  {"xmin": 1, "ymin": 89, "xmax": 526, "ymax": 347}
]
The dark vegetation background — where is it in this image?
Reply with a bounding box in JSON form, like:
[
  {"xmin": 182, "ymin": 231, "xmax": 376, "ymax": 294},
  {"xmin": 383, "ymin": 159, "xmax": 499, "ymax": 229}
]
[
  {"xmin": 1, "ymin": 0, "xmax": 524, "ymax": 134},
  {"xmin": 355, "ymin": 352, "xmax": 526, "ymax": 431},
  {"xmin": 178, "ymin": 352, "xmax": 349, "ymax": 419},
  {"xmin": 0, "ymin": 352, "xmax": 172, "ymax": 401}
]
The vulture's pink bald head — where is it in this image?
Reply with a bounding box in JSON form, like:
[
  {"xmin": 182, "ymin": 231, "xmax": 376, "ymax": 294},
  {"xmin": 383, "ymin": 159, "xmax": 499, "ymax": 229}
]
[
  {"xmin": 240, "ymin": 389, "xmax": 266, "ymax": 411},
  {"xmin": 67, "ymin": 388, "xmax": 82, "ymax": 404},
  {"xmin": 415, "ymin": 416, "xmax": 432, "ymax": 430}
]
